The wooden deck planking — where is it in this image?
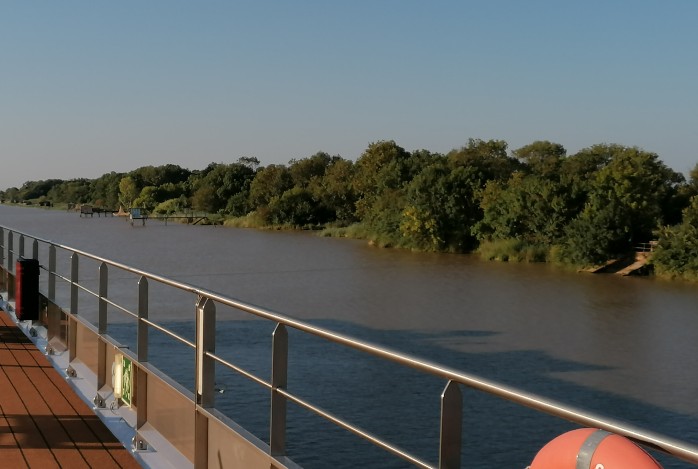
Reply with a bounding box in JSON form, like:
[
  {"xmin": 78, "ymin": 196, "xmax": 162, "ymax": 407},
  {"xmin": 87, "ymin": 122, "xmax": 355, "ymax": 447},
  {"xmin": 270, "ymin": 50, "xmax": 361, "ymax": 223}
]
[{"xmin": 0, "ymin": 313, "xmax": 141, "ymax": 468}]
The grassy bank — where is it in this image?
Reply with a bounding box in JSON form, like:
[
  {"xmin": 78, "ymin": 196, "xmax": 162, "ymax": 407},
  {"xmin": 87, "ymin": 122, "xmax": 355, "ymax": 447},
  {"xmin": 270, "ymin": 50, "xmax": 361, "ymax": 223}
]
[{"xmin": 476, "ymin": 239, "xmax": 550, "ymax": 263}]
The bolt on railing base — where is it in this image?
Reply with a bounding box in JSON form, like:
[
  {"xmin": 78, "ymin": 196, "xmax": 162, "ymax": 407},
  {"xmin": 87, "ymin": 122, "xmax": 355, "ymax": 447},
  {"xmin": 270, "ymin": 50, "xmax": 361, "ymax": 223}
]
[
  {"xmin": 132, "ymin": 434, "xmax": 149, "ymax": 452},
  {"xmin": 93, "ymin": 394, "xmax": 106, "ymax": 409}
]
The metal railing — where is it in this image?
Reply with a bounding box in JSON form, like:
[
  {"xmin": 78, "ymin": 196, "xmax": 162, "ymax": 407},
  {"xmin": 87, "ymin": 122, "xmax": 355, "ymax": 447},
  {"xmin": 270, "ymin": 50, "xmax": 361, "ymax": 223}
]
[
  {"xmin": 1, "ymin": 225, "xmax": 697, "ymax": 468},
  {"xmin": 636, "ymin": 241, "xmax": 658, "ymax": 253}
]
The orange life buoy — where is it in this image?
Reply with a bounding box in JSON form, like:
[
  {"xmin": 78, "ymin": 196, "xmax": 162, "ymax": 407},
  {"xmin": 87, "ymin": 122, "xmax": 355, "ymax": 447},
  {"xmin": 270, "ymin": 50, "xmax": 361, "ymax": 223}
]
[{"xmin": 529, "ymin": 428, "xmax": 663, "ymax": 469}]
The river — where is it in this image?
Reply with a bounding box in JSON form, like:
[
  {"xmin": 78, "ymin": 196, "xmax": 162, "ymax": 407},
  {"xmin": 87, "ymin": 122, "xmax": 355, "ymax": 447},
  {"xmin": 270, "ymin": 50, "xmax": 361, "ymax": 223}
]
[{"xmin": 2, "ymin": 204, "xmax": 697, "ymax": 468}]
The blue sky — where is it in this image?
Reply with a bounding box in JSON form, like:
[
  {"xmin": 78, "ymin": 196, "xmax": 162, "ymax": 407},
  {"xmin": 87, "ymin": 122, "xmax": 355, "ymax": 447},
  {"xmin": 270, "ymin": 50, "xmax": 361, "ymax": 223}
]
[{"xmin": 2, "ymin": 1, "xmax": 697, "ymax": 189}]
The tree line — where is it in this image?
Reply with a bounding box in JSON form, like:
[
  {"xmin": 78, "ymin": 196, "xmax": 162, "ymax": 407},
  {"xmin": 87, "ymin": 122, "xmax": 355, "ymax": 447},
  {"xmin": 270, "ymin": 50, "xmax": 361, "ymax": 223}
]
[{"xmin": 2, "ymin": 139, "xmax": 697, "ymax": 279}]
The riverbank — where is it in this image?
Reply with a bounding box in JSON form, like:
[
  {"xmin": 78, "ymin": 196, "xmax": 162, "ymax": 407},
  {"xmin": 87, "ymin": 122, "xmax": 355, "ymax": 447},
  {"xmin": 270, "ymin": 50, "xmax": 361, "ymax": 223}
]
[{"xmin": 5, "ymin": 202, "xmax": 697, "ymax": 283}]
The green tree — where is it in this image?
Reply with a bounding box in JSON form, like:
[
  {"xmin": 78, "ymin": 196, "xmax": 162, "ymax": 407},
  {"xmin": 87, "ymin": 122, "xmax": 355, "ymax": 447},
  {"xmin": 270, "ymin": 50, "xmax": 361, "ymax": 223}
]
[
  {"xmin": 475, "ymin": 172, "xmax": 572, "ymax": 246},
  {"xmin": 118, "ymin": 176, "xmax": 139, "ymax": 209},
  {"xmin": 153, "ymin": 198, "xmax": 184, "ymax": 215},
  {"xmin": 90, "ymin": 172, "xmax": 124, "ymax": 208},
  {"xmin": 590, "ymin": 146, "xmax": 682, "ymax": 243},
  {"xmin": 155, "ymin": 182, "xmax": 188, "ymax": 202},
  {"xmin": 559, "ymin": 144, "xmax": 615, "ymax": 213},
  {"xmin": 237, "ymin": 156, "xmax": 260, "ymax": 170},
  {"xmin": 667, "ymin": 162, "xmax": 698, "ymax": 225},
  {"xmin": 401, "ymin": 162, "xmax": 483, "ymax": 251},
  {"xmin": 267, "ymin": 187, "xmax": 327, "ymax": 226},
  {"xmin": 513, "ymin": 141, "xmax": 566, "ymax": 179},
  {"xmin": 563, "ymin": 198, "xmax": 632, "ymax": 265},
  {"xmin": 249, "ymin": 164, "xmax": 293, "ymax": 208},
  {"xmin": 192, "ymin": 185, "xmax": 217, "ymax": 212},
  {"xmin": 447, "ymin": 138, "xmax": 522, "ymax": 181},
  {"xmin": 130, "ymin": 164, "xmax": 191, "ymax": 187},
  {"xmin": 362, "ymin": 188, "xmax": 407, "ymax": 245},
  {"xmin": 3, "ymin": 187, "xmax": 19, "ymax": 203},
  {"xmin": 47, "ymin": 179, "xmax": 92, "ymax": 204},
  {"xmin": 288, "ymin": 152, "xmax": 336, "ymax": 188},
  {"xmin": 309, "ymin": 157, "xmax": 357, "ymax": 223},
  {"xmin": 17, "ymin": 179, "xmax": 64, "ymax": 201},
  {"xmin": 133, "ymin": 186, "xmax": 158, "ymax": 210},
  {"xmin": 192, "ymin": 163, "xmax": 255, "ymax": 214},
  {"xmin": 689, "ymin": 163, "xmax": 698, "ymax": 194},
  {"xmin": 652, "ymin": 195, "xmax": 698, "ymax": 279},
  {"xmin": 352, "ymin": 140, "xmax": 411, "ymax": 221},
  {"xmin": 402, "ymin": 149, "xmax": 445, "ymax": 181},
  {"xmin": 562, "ymin": 145, "xmax": 683, "ymax": 264}
]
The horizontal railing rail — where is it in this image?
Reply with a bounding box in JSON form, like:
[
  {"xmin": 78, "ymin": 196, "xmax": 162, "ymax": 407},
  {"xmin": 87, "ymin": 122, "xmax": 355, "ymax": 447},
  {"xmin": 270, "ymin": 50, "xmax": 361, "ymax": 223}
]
[
  {"xmin": 1, "ymin": 225, "xmax": 697, "ymax": 468},
  {"xmin": 635, "ymin": 241, "xmax": 658, "ymax": 252}
]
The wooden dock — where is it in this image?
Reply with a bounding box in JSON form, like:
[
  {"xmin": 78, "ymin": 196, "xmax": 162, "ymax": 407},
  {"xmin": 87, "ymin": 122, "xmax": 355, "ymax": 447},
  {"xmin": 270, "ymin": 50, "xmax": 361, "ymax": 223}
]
[
  {"xmin": 584, "ymin": 251, "xmax": 653, "ymax": 276},
  {"xmin": 615, "ymin": 251, "xmax": 652, "ymax": 276},
  {"xmin": 125, "ymin": 207, "xmax": 209, "ymax": 226},
  {"xmin": 0, "ymin": 312, "xmax": 141, "ymax": 468}
]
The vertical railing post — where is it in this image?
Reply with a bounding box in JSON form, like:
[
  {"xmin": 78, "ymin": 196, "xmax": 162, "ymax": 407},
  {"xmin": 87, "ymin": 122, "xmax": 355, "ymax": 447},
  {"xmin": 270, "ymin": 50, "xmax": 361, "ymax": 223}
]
[
  {"xmin": 439, "ymin": 380, "xmax": 462, "ymax": 469},
  {"xmin": 137, "ymin": 277, "xmax": 148, "ymax": 362},
  {"xmin": 98, "ymin": 263, "xmax": 108, "ymax": 334},
  {"xmin": 136, "ymin": 277, "xmax": 149, "ymax": 433},
  {"xmin": 48, "ymin": 245, "xmax": 56, "ymax": 302},
  {"xmin": 16, "ymin": 235, "xmax": 26, "ymax": 320},
  {"xmin": 68, "ymin": 253, "xmax": 79, "ymax": 362},
  {"xmin": 7, "ymin": 231, "xmax": 13, "ymax": 269},
  {"xmin": 70, "ymin": 252, "xmax": 79, "ymax": 315},
  {"xmin": 7, "ymin": 231, "xmax": 14, "ymax": 300},
  {"xmin": 0, "ymin": 227, "xmax": 5, "ymax": 290},
  {"xmin": 136, "ymin": 366, "xmax": 148, "ymax": 433},
  {"xmin": 136, "ymin": 277, "xmax": 149, "ymax": 436},
  {"xmin": 195, "ymin": 296, "xmax": 216, "ymax": 405},
  {"xmin": 270, "ymin": 323, "xmax": 288, "ymax": 457},
  {"xmin": 195, "ymin": 296, "xmax": 215, "ymax": 469},
  {"xmin": 31, "ymin": 239, "xmax": 38, "ymax": 260},
  {"xmin": 97, "ymin": 263, "xmax": 108, "ymax": 392},
  {"xmin": 46, "ymin": 245, "xmax": 58, "ymax": 347}
]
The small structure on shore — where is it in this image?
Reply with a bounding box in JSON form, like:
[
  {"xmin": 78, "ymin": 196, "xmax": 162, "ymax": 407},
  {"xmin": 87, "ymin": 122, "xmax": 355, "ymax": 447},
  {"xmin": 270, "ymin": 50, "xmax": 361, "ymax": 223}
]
[
  {"xmin": 584, "ymin": 242, "xmax": 657, "ymax": 276},
  {"xmin": 129, "ymin": 207, "xmax": 148, "ymax": 226},
  {"xmin": 79, "ymin": 204, "xmax": 93, "ymax": 217}
]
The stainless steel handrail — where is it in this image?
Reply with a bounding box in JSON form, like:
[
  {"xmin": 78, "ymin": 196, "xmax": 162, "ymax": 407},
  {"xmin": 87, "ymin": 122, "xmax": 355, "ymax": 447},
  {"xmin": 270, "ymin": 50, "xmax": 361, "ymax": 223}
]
[
  {"xmin": 1, "ymin": 225, "xmax": 697, "ymax": 468},
  {"xmin": 275, "ymin": 386, "xmax": 433, "ymax": 469},
  {"xmin": 205, "ymin": 351, "xmax": 270, "ymax": 389}
]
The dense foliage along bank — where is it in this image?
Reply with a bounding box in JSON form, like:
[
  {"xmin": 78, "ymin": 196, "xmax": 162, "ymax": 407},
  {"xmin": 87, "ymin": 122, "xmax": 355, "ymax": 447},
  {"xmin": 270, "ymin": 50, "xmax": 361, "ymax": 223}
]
[{"xmin": 2, "ymin": 139, "xmax": 697, "ymax": 279}]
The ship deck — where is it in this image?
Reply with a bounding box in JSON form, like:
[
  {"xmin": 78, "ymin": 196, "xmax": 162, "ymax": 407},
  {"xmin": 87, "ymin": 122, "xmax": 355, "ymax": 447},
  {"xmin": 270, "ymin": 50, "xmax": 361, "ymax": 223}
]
[{"xmin": 0, "ymin": 312, "xmax": 141, "ymax": 468}]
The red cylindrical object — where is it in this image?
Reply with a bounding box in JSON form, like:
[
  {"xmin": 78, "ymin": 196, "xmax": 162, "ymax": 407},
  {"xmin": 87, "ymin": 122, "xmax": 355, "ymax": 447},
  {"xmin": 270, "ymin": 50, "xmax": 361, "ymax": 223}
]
[
  {"xmin": 530, "ymin": 428, "xmax": 663, "ymax": 469},
  {"xmin": 15, "ymin": 258, "xmax": 40, "ymax": 321}
]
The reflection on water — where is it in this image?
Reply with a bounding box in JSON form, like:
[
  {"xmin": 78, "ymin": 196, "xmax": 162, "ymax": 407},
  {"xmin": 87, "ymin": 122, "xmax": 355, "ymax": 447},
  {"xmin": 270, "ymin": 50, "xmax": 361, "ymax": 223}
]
[{"xmin": 2, "ymin": 205, "xmax": 698, "ymax": 468}]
